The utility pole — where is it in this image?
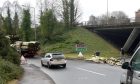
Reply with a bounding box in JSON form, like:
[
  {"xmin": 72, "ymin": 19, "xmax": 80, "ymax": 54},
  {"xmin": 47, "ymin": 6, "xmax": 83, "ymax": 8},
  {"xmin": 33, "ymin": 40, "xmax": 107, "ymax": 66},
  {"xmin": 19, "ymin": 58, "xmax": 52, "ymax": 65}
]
[
  {"xmin": 0, "ymin": 7, "xmax": 2, "ymax": 31},
  {"xmin": 107, "ymin": 0, "xmax": 109, "ymax": 25},
  {"xmin": 31, "ymin": 7, "xmax": 36, "ymax": 41}
]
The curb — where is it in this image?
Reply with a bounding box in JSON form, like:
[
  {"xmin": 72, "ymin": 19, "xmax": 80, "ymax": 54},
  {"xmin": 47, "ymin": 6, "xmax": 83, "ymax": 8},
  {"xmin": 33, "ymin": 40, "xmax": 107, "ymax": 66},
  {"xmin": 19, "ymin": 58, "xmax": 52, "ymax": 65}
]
[
  {"xmin": 21, "ymin": 64, "xmax": 56, "ymax": 84},
  {"xmin": 40, "ymin": 68, "xmax": 56, "ymax": 84}
]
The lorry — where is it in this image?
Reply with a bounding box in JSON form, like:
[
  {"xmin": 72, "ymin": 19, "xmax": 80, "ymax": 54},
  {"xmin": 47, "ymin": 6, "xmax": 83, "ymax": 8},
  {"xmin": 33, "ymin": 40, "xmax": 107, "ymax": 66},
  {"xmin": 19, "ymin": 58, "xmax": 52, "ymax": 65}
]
[{"xmin": 13, "ymin": 41, "xmax": 40, "ymax": 57}]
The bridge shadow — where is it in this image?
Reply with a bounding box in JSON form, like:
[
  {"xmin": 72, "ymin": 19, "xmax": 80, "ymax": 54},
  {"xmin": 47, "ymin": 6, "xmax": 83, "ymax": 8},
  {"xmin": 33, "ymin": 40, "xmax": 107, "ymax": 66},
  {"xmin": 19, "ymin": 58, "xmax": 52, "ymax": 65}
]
[{"xmin": 84, "ymin": 24, "xmax": 140, "ymax": 54}]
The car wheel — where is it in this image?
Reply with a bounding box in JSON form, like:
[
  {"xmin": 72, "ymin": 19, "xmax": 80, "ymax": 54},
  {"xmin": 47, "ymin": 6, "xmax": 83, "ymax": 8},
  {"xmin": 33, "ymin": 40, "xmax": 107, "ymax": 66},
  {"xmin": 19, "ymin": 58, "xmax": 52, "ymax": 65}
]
[
  {"xmin": 120, "ymin": 82, "xmax": 124, "ymax": 84},
  {"xmin": 63, "ymin": 64, "xmax": 66, "ymax": 68},
  {"xmin": 41, "ymin": 61, "xmax": 44, "ymax": 66},
  {"xmin": 47, "ymin": 62, "xmax": 51, "ymax": 68}
]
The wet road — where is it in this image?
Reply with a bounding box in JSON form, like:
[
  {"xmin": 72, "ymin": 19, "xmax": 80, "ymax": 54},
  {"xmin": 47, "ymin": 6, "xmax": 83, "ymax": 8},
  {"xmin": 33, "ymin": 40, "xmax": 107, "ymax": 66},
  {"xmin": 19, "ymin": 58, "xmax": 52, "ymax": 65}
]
[
  {"xmin": 27, "ymin": 57, "xmax": 124, "ymax": 84},
  {"xmin": 19, "ymin": 64, "xmax": 55, "ymax": 84}
]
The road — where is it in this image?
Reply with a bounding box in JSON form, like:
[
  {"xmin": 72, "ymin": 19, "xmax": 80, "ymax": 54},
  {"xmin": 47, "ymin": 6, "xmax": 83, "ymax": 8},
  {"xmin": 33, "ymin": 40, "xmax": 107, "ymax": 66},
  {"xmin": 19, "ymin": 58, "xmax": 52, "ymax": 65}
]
[{"xmin": 27, "ymin": 57, "xmax": 124, "ymax": 84}]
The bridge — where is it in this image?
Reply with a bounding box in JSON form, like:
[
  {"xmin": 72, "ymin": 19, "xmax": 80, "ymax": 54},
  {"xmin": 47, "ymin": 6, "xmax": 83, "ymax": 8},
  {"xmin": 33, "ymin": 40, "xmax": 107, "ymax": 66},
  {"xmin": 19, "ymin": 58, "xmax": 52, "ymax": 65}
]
[{"xmin": 83, "ymin": 23, "xmax": 140, "ymax": 54}]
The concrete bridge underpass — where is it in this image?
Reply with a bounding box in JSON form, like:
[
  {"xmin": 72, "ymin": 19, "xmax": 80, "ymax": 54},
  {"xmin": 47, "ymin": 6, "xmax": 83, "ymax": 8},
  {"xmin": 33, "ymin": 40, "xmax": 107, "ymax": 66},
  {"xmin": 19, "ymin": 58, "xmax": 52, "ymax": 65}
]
[{"xmin": 84, "ymin": 24, "xmax": 140, "ymax": 54}]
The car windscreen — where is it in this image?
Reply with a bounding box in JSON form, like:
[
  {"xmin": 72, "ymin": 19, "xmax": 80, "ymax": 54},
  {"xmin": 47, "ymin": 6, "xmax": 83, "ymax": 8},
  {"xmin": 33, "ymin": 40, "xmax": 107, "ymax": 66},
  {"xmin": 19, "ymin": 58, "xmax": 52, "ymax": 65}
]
[{"xmin": 52, "ymin": 53, "xmax": 64, "ymax": 59}]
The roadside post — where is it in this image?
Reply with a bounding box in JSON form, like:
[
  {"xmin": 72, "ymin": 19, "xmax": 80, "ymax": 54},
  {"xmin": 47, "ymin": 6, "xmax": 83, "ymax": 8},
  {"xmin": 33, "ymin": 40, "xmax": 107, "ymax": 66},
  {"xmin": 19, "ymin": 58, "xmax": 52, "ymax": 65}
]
[
  {"xmin": 95, "ymin": 51, "xmax": 100, "ymax": 57},
  {"xmin": 120, "ymin": 48, "xmax": 125, "ymax": 64}
]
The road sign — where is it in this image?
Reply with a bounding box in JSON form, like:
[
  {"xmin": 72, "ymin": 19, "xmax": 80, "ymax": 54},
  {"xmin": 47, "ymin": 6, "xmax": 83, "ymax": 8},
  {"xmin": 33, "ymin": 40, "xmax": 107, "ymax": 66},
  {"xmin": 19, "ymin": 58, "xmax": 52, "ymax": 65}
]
[
  {"xmin": 75, "ymin": 43, "xmax": 86, "ymax": 52},
  {"xmin": 76, "ymin": 47, "xmax": 86, "ymax": 52}
]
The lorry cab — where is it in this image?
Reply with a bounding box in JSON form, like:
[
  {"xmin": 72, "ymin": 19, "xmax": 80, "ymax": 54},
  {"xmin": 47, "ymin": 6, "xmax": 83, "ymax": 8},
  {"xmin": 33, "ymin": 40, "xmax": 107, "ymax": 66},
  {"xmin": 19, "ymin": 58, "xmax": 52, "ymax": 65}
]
[{"xmin": 120, "ymin": 46, "xmax": 140, "ymax": 84}]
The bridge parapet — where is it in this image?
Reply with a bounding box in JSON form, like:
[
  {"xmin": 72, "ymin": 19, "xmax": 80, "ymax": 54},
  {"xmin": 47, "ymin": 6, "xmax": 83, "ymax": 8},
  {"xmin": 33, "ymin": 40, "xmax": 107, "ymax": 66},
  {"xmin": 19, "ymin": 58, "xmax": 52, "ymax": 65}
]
[
  {"xmin": 83, "ymin": 22, "xmax": 140, "ymax": 30},
  {"xmin": 81, "ymin": 17, "xmax": 140, "ymax": 29}
]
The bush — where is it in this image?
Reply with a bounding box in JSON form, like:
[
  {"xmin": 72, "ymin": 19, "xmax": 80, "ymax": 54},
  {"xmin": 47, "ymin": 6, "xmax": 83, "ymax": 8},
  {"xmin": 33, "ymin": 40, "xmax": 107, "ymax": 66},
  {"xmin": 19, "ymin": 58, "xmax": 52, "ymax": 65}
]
[
  {"xmin": 0, "ymin": 32, "xmax": 21, "ymax": 66},
  {"xmin": 0, "ymin": 77, "xmax": 6, "ymax": 84},
  {"xmin": 6, "ymin": 48, "xmax": 21, "ymax": 66},
  {"xmin": 0, "ymin": 47, "xmax": 21, "ymax": 66},
  {"xmin": 0, "ymin": 58, "xmax": 23, "ymax": 84}
]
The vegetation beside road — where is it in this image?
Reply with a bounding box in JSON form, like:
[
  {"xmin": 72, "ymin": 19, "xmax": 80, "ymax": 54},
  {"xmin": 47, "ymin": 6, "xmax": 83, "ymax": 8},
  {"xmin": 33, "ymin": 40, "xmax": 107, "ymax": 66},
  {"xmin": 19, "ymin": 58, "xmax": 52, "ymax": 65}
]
[
  {"xmin": 0, "ymin": 32, "xmax": 23, "ymax": 84},
  {"xmin": 41, "ymin": 28, "xmax": 120, "ymax": 59},
  {"xmin": 0, "ymin": 0, "xmax": 129, "ymax": 83},
  {"xmin": 0, "ymin": 59, "xmax": 23, "ymax": 84},
  {"xmin": 0, "ymin": 0, "xmax": 120, "ymax": 60},
  {"xmin": 0, "ymin": 0, "xmax": 82, "ymax": 83}
]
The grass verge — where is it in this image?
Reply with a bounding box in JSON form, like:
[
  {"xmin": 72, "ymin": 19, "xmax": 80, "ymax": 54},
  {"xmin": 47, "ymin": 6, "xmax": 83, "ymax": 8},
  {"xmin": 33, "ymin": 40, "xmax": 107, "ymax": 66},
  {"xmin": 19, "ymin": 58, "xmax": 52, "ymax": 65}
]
[{"xmin": 41, "ymin": 27, "xmax": 120, "ymax": 59}]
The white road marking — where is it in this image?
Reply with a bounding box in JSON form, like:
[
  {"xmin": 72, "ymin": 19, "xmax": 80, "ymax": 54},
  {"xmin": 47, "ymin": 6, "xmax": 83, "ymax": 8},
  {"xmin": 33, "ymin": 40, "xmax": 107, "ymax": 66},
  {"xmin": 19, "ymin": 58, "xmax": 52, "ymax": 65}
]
[{"xmin": 76, "ymin": 67, "xmax": 106, "ymax": 76}]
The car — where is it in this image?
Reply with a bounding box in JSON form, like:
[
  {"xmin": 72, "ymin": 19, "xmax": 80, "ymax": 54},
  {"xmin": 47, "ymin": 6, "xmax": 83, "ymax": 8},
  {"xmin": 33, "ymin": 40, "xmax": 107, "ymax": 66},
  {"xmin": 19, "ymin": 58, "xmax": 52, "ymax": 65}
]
[
  {"xmin": 120, "ymin": 46, "xmax": 140, "ymax": 84},
  {"xmin": 41, "ymin": 53, "xmax": 67, "ymax": 68}
]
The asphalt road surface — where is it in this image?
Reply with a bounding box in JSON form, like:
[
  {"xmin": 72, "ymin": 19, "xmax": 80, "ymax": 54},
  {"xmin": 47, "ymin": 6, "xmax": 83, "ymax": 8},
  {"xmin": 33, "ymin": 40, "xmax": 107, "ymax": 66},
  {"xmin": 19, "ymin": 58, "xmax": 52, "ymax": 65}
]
[{"xmin": 27, "ymin": 57, "xmax": 124, "ymax": 84}]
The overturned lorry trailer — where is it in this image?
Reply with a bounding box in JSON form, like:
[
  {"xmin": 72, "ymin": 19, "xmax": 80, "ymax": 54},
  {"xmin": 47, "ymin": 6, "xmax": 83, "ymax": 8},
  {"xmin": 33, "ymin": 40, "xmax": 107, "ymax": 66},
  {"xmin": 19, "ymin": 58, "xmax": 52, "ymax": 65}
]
[{"xmin": 15, "ymin": 41, "xmax": 40, "ymax": 57}]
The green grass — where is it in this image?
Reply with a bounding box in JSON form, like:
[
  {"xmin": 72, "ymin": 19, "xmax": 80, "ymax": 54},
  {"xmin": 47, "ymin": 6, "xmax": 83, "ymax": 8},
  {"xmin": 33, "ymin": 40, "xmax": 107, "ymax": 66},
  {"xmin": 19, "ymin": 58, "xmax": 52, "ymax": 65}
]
[{"xmin": 41, "ymin": 27, "xmax": 120, "ymax": 59}]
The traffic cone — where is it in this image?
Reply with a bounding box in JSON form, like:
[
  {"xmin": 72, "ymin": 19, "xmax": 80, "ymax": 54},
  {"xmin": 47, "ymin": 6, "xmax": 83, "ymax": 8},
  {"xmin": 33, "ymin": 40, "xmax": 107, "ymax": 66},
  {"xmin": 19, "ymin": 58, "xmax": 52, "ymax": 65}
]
[
  {"xmin": 20, "ymin": 55, "xmax": 27, "ymax": 64},
  {"xmin": 78, "ymin": 52, "xmax": 83, "ymax": 57}
]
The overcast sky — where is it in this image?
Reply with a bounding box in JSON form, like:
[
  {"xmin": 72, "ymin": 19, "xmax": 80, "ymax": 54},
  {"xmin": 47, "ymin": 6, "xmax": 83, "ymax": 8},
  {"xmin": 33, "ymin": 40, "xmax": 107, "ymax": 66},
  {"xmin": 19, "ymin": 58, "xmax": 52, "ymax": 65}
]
[
  {"xmin": 0, "ymin": 0, "xmax": 140, "ymax": 21},
  {"xmin": 80, "ymin": 0, "xmax": 140, "ymax": 21}
]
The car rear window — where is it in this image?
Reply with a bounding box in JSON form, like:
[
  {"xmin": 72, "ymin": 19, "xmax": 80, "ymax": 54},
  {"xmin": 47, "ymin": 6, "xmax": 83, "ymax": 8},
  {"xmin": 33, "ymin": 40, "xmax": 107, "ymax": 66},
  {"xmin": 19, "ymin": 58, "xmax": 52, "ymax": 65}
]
[{"xmin": 52, "ymin": 53, "xmax": 64, "ymax": 59}]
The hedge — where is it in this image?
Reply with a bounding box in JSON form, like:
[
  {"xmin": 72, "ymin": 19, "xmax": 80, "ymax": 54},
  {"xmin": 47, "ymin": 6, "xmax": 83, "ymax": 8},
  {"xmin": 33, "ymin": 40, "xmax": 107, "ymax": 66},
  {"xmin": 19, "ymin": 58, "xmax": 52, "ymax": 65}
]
[{"xmin": 0, "ymin": 58, "xmax": 23, "ymax": 84}]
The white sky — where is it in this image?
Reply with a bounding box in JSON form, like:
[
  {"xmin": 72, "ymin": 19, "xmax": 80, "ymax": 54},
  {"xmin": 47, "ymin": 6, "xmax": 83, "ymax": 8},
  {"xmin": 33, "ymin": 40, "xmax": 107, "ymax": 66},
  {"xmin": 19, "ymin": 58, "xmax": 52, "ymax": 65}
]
[
  {"xmin": 80, "ymin": 0, "xmax": 140, "ymax": 21},
  {"xmin": 0, "ymin": 0, "xmax": 140, "ymax": 21}
]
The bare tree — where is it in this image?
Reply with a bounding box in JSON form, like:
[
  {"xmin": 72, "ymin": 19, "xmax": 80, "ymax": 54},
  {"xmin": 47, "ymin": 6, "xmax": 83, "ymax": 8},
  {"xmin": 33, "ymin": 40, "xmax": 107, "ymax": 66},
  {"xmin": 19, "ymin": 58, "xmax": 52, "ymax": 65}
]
[
  {"xmin": 108, "ymin": 16, "xmax": 116, "ymax": 25},
  {"xmin": 87, "ymin": 15, "xmax": 97, "ymax": 25},
  {"xmin": 69, "ymin": 0, "xmax": 81, "ymax": 27},
  {"xmin": 111, "ymin": 11, "xmax": 130, "ymax": 24},
  {"xmin": 61, "ymin": 0, "xmax": 81, "ymax": 28},
  {"xmin": 97, "ymin": 14, "xmax": 109, "ymax": 25},
  {"xmin": 37, "ymin": 0, "xmax": 53, "ymax": 14},
  {"xmin": 96, "ymin": 11, "xmax": 130, "ymax": 25},
  {"xmin": 62, "ymin": 0, "xmax": 70, "ymax": 28}
]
